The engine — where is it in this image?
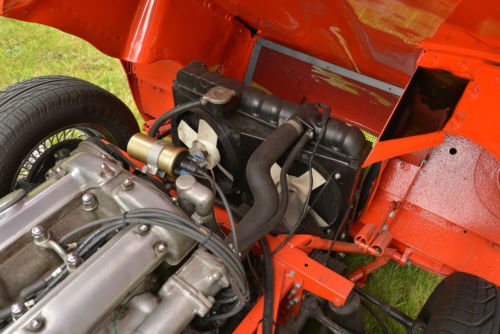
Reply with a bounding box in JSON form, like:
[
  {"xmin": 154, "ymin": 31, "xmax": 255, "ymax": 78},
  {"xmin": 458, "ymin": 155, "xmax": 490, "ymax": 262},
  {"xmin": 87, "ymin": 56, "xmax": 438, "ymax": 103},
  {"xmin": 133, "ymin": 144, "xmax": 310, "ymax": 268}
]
[{"xmin": 0, "ymin": 62, "xmax": 370, "ymax": 333}]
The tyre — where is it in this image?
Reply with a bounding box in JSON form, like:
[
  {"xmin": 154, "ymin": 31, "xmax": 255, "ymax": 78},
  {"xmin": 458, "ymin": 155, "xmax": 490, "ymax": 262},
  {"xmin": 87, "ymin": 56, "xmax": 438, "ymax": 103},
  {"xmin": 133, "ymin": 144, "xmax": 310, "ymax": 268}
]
[
  {"xmin": 0, "ymin": 75, "xmax": 140, "ymax": 196},
  {"xmin": 418, "ymin": 272, "xmax": 500, "ymax": 334}
]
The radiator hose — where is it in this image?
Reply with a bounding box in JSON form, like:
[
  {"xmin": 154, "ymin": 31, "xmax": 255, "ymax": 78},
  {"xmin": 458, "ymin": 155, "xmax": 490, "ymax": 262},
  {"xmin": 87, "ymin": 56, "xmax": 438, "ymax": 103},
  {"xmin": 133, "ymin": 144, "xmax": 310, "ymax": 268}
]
[{"xmin": 231, "ymin": 118, "xmax": 303, "ymax": 252}]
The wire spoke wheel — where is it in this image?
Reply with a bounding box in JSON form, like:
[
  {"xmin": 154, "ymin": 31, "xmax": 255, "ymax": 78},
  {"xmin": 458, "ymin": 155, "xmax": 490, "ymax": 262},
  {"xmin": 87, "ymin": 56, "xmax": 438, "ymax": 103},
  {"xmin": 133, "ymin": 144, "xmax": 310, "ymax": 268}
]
[
  {"xmin": 0, "ymin": 75, "xmax": 139, "ymax": 197},
  {"xmin": 13, "ymin": 126, "xmax": 108, "ymax": 191}
]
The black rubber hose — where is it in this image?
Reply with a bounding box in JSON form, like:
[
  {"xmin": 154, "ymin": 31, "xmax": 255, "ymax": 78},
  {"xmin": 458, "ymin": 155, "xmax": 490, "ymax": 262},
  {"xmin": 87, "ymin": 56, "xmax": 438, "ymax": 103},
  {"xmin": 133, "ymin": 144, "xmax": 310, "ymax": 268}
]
[
  {"xmin": 149, "ymin": 100, "xmax": 203, "ymax": 138},
  {"xmin": 259, "ymin": 238, "xmax": 274, "ymax": 334},
  {"xmin": 230, "ymin": 119, "xmax": 303, "ymax": 252}
]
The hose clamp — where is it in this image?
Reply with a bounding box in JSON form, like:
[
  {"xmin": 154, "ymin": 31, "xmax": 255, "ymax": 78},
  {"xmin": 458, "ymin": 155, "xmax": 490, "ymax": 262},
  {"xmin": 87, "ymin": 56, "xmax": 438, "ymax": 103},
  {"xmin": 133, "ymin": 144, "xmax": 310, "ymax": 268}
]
[{"xmin": 284, "ymin": 118, "xmax": 304, "ymax": 136}]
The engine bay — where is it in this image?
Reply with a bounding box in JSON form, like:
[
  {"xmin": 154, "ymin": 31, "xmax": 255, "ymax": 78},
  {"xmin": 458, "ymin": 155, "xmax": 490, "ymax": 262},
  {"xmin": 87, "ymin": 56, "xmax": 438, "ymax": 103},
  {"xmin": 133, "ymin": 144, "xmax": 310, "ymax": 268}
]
[{"xmin": 0, "ymin": 62, "xmax": 401, "ymax": 333}]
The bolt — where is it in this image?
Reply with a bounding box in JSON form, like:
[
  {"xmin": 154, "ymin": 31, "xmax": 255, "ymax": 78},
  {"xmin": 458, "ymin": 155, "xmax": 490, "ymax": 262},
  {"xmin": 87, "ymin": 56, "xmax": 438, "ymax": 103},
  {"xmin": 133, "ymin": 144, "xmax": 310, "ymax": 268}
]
[
  {"xmin": 100, "ymin": 163, "xmax": 114, "ymax": 177},
  {"xmin": 66, "ymin": 252, "xmax": 81, "ymax": 270},
  {"xmin": 294, "ymin": 282, "xmax": 302, "ymax": 290},
  {"xmin": 289, "ymin": 289, "xmax": 297, "ymax": 296},
  {"xmin": 337, "ymin": 252, "xmax": 346, "ymax": 258},
  {"xmin": 10, "ymin": 302, "xmax": 25, "ymax": 319},
  {"xmin": 171, "ymin": 196, "xmax": 178, "ymax": 204},
  {"xmin": 388, "ymin": 211, "xmax": 395, "ymax": 218},
  {"xmin": 288, "ymin": 270, "xmax": 295, "ymax": 278},
  {"xmin": 305, "ymin": 130, "xmax": 314, "ymax": 139},
  {"xmin": 340, "ymin": 233, "xmax": 346, "ymax": 239},
  {"xmin": 154, "ymin": 242, "xmax": 168, "ymax": 255},
  {"xmin": 137, "ymin": 224, "xmax": 150, "ymax": 235},
  {"xmin": 55, "ymin": 167, "xmax": 66, "ymax": 177},
  {"xmin": 121, "ymin": 178, "xmax": 134, "ymax": 191},
  {"xmin": 293, "ymin": 297, "xmax": 300, "ymax": 304},
  {"xmin": 382, "ymin": 225, "xmax": 388, "ymax": 231},
  {"xmin": 334, "ymin": 173, "xmax": 341, "ymax": 180},
  {"xmin": 31, "ymin": 225, "xmax": 48, "ymax": 243},
  {"xmin": 81, "ymin": 193, "xmax": 97, "ymax": 211},
  {"xmin": 29, "ymin": 318, "xmax": 44, "ymax": 331}
]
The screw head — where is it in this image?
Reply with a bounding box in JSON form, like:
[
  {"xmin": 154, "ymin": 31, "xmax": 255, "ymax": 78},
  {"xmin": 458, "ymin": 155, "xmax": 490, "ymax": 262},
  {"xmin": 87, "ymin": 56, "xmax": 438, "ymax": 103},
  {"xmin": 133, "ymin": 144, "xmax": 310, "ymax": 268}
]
[
  {"xmin": 288, "ymin": 270, "xmax": 295, "ymax": 278},
  {"xmin": 294, "ymin": 282, "xmax": 302, "ymax": 290},
  {"xmin": 154, "ymin": 242, "xmax": 167, "ymax": 255},
  {"xmin": 29, "ymin": 318, "xmax": 44, "ymax": 331},
  {"xmin": 10, "ymin": 302, "xmax": 25, "ymax": 316},
  {"xmin": 121, "ymin": 178, "xmax": 134, "ymax": 191},
  {"xmin": 388, "ymin": 211, "xmax": 395, "ymax": 218},
  {"xmin": 382, "ymin": 225, "xmax": 389, "ymax": 231}
]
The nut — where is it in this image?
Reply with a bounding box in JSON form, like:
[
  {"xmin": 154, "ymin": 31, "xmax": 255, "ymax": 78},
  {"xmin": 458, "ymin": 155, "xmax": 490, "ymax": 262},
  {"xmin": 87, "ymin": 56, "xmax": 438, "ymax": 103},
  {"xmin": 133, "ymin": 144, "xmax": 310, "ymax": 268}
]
[
  {"xmin": 121, "ymin": 178, "xmax": 134, "ymax": 191},
  {"xmin": 66, "ymin": 252, "xmax": 81, "ymax": 270},
  {"xmin": 31, "ymin": 225, "xmax": 48, "ymax": 243},
  {"xmin": 154, "ymin": 242, "xmax": 168, "ymax": 256},
  {"xmin": 81, "ymin": 193, "xmax": 98, "ymax": 211},
  {"xmin": 29, "ymin": 318, "xmax": 44, "ymax": 331},
  {"xmin": 136, "ymin": 224, "xmax": 150, "ymax": 235}
]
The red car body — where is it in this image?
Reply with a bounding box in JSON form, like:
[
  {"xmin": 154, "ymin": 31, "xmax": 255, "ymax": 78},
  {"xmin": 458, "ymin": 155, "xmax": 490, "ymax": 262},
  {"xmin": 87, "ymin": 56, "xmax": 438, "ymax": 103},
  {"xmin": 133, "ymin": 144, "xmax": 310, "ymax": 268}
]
[{"xmin": 1, "ymin": 0, "xmax": 499, "ymax": 332}]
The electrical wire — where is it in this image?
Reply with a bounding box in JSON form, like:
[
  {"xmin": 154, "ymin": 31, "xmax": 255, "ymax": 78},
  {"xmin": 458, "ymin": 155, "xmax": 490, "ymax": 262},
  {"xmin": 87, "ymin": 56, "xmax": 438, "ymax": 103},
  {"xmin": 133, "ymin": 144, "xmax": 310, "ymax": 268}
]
[
  {"xmin": 195, "ymin": 169, "xmax": 239, "ymax": 256},
  {"xmin": 149, "ymin": 100, "xmax": 204, "ymax": 138},
  {"xmin": 60, "ymin": 209, "xmax": 249, "ymax": 303},
  {"xmin": 272, "ymin": 105, "xmax": 330, "ymax": 255},
  {"xmin": 268, "ymin": 130, "xmax": 312, "ymax": 229},
  {"xmin": 259, "ymin": 238, "xmax": 274, "ymax": 334},
  {"xmin": 360, "ymin": 299, "xmax": 389, "ymax": 334}
]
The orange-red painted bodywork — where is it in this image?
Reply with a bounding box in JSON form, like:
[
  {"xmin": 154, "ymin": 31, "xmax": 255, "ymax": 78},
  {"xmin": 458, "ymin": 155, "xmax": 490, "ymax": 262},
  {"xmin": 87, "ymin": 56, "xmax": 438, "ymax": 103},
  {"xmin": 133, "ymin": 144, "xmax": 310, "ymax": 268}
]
[{"xmin": 1, "ymin": 0, "xmax": 500, "ymax": 331}]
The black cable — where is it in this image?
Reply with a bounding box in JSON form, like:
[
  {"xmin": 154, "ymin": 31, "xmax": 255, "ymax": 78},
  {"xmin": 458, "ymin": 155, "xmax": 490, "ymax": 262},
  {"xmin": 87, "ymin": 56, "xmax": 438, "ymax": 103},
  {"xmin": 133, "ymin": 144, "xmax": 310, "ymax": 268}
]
[
  {"xmin": 44, "ymin": 208, "xmax": 247, "ymax": 321},
  {"xmin": 196, "ymin": 170, "xmax": 239, "ymax": 255},
  {"xmin": 259, "ymin": 238, "xmax": 274, "ymax": 334},
  {"xmin": 326, "ymin": 203, "xmax": 354, "ymax": 260},
  {"xmin": 34, "ymin": 268, "xmax": 68, "ymax": 302},
  {"xmin": 268, "ymin": 130, "xmax": 311, "ymax": 228},
  {"xmin": 272, "ymin": 106, "xmax": 330, "ymax": 255},
  {"xmin": 361, "ymin": 299, "xmax": 389, "ymax": 334},
  {"xmin": 149, "ymin": 100, "xmax": 203, "ymax": 138}
]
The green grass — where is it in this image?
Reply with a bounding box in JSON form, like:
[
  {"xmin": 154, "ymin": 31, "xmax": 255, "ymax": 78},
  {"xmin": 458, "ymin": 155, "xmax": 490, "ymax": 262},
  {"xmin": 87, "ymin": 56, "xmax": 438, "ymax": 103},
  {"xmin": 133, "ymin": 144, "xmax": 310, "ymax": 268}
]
[
  {"xmin": 0, "ymin": 16, "xmax": 443, "ymax": 333},
  {"xmin": 0, "ymin": 17, "xmax": 141, "ymax": 126}
]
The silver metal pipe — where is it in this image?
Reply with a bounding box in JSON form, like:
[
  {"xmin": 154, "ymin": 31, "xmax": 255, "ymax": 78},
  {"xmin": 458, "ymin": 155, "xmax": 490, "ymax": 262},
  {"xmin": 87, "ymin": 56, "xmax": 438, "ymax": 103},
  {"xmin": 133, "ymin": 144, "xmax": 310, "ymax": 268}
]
[{"xmin": 135, "ymin": 249, "xmax": 229, "ymax": 334}]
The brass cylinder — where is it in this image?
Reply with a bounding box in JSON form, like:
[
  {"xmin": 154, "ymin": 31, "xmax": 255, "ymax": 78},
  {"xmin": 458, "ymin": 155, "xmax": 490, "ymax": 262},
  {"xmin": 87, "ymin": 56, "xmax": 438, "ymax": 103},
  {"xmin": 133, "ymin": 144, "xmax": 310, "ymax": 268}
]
[{"xmin": 127, "ymin": 133, "xmax": 187, "ymax": 177}]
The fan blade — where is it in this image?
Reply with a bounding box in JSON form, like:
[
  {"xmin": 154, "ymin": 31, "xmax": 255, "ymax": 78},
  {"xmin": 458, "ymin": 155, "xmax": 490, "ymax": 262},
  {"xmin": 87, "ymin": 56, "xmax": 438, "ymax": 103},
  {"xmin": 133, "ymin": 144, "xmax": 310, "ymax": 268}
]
[
  {"xmin": 295, "ymin": 169, "xmax": 326, "ymax": 193},
  {"xmin": 216, "ymin": 162, "xmax": 234, "ymax": 182},
  {"xmin": 177, "ymin": 120, "xmax": 197, "ymax": 148},
  {"xmin": 197, "ymin": 119, "xmax": 218, "ymax": 147},
  {"xmin": 270, "ymin": 163, "xmax": 281, "ymax": 186}
]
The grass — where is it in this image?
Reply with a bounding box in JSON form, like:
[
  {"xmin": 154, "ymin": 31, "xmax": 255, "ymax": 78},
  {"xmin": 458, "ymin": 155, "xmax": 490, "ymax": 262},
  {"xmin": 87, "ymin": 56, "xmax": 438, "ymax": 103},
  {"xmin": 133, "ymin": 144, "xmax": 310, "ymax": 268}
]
[{"xmin": 0, "ymin": 16, "xmax": 443, "ymax": 333}]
